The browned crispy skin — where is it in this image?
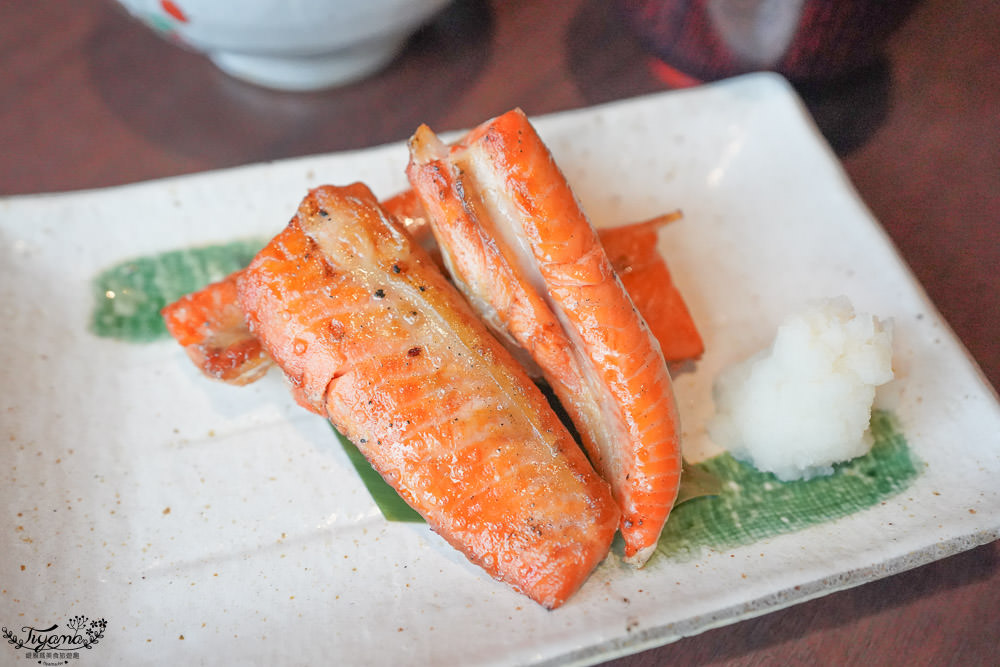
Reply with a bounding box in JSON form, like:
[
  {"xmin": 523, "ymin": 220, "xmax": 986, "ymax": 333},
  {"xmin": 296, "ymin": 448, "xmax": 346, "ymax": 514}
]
[{"xmin": 161, "ymin": 271, "xmax": 272, "ymax": 385}]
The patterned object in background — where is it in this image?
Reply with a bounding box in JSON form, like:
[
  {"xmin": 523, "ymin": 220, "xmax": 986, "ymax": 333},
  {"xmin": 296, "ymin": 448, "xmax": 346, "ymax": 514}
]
[{"xmin": 617, "ymin": 0, "xmax": 922, "ymax": 82}]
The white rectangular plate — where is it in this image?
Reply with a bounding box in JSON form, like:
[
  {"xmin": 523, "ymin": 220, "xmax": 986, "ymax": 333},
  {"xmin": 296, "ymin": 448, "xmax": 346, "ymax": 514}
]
[{"xmin": 2, "ymin": 73, "xmax": 998, "ymax": 666}]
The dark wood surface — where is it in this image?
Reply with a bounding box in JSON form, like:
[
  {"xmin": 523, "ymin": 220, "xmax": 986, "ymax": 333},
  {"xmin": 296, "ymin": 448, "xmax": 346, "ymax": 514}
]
[{"xmin": 2, "ymin": 1, "xmax": 997, "ymax": 664}]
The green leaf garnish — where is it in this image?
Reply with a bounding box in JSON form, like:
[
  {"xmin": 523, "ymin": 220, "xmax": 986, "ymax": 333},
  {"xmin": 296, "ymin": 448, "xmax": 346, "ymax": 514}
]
[
  {"xmin": 332, "ymin": 425, "xmax": 424, "ymax": 522},
  {"xmin": 675, "ymin": 460, "xmax": 723, "ymax": 506}
]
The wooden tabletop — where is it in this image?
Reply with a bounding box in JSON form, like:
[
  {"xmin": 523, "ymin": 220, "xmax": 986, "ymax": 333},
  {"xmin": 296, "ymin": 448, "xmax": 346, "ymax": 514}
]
[{"xmin": 2, "ymin": 1, "xmax": 997, "ymax": 664}]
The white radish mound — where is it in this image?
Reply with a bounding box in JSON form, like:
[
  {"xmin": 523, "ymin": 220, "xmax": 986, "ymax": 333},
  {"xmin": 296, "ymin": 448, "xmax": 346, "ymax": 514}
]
[{"xmin": 709, "ymin": 296, "xmax": 894, "ymax": 481}]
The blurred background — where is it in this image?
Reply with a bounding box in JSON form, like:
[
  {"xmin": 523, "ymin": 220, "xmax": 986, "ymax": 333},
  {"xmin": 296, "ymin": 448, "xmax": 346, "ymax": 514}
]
[{"xmin": 1, "ymin": 1, "xmax": 997, "ymax": 665}]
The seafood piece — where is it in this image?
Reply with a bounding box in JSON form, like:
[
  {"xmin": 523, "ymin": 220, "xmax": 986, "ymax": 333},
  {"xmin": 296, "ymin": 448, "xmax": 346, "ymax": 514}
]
[
  {"xmin": 381, "ymin": 188, "xmax": 434, "ymax": 245},
  {"xmin": 161, "ymin": 270, "xmax": 273, "ymax": 385},
  {"xmin": 237, "ymin": 183, "xmax": 620, "ymax": 608},
  {"xmin": 407, "ymin": 110, "xmax": 682, "ymax": 565},
  {"xmin": 161, "ymin": 195, "xmax": 701, "ymax": 387},
  {"xmin": 159, "ymin": 191, "xmax": 438, "ymax": 386},
  {"xmin": 601, "ymin": 213, "xmax": 704, "ymax": 363},
  {"xmin": 382, "ymin": 194, "xmax": 704, "ymax": 365}
]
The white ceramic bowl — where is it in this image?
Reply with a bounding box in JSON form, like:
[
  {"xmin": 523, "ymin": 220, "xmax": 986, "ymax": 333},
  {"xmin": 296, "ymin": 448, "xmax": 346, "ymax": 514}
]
[{"xmin": 116, "ymin": 0, "xmax": 453, "ymax": 91}]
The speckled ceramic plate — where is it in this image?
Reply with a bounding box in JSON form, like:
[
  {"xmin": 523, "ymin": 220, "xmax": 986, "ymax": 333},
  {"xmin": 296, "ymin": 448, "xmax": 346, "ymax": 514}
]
[{"xmin": 2, "ymin": 73, "xmax": 998, "ymax": 666}]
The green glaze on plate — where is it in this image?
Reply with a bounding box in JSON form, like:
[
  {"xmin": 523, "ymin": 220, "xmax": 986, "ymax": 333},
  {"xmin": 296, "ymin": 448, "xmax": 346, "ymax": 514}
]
[
  {"xmin": 655, "ymin": 410, "xmax": 918, "ymax": 561},
  {"xmin": 90, "ymin": 238, "xmax": 265, "ymax": 341}
]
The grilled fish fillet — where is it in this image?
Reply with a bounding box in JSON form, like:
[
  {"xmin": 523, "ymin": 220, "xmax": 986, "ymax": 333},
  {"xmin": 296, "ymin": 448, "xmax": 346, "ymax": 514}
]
[
  {"xmin": 407, "ymin": 110, "xmax": 682, "ymax": 565},
  {"xmin": 236, "ymin": 183, "xmax": 620, "ymax": 608}
]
